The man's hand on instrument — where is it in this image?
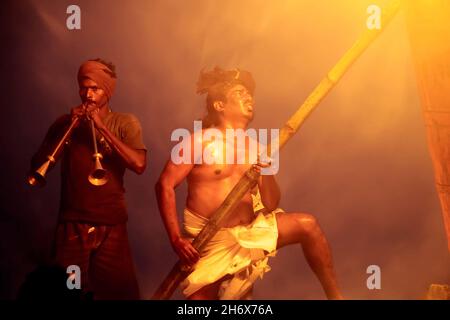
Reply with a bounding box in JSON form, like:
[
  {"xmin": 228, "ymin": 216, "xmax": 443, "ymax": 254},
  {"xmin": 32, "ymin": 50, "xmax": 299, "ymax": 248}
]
[
  {"xmin": 86, "ymin": 105, "xmax": 105, "ymax": 130},
  {"xmin": 171, "ymin": 237, "xmax": 200, "ymax": 266},
  {"xmin": 70, "ymin": 104, "xmax": 86, "ymax": 122}
]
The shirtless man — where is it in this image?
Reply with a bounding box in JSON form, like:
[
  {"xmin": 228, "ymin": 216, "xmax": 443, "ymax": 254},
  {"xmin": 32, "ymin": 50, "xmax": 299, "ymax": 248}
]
[{"xmin": 156, "ymin": 67, "xmax": 343, "ymax": 300}]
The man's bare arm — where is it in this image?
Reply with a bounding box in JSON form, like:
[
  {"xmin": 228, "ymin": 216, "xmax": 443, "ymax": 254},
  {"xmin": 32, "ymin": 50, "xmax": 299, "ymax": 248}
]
[
  {"xmin": 97, "ymin": 125, "xmax": 146, "ymax": 174},
  {"xmin": 253, "ymin": 160, "xmax": 281, "ymax": 211},
  {"xmin": 258, "ymin": 174, "xmax": 281, "ymax": 211},
  {"xmin": 30, "ymin": 115, "xmax": 72, "ymax": 170},
  {"xmin": 87, "ymin": 109, "xmax": 146, "ymax": 175}
]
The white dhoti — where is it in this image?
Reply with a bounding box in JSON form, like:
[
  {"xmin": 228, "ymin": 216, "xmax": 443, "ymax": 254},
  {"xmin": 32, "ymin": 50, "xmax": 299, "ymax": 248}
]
[{"xmin": 181, "ymin": 194, "xmax": 282, "ymax": 300}]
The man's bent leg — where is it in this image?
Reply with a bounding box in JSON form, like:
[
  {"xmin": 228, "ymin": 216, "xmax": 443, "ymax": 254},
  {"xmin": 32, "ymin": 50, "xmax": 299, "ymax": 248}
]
[
  {"xmin": 187, "ymin": 275, "xmax": 231, "ymax": 300},
  {"xmin": 89, "ymin": 224, "xmax": 140, "ymax": 300},
  {"xmin": 276, "ymin": 212, "xmax": 343, "ymax": 300},
  {"xmin": 54, "ymin": 222, "xmax": 93, "ymax": 293}
]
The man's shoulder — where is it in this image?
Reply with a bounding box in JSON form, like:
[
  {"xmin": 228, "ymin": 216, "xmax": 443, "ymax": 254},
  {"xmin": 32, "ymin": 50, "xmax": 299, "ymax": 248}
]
[
  {"xmin": 54, "ymin": 113, "xmax": 71, "ymax": 124},
  {"xmin": 49, "ymin": 114, "xmax": 72, "ymax": 131},
  {"xmin": 108, "ymin": 112, "xmax": 141, "ymax": 125}
]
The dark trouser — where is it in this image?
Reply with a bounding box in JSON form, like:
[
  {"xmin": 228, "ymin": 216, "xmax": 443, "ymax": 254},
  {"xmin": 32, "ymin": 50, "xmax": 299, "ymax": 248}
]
[{"xmin": 54, "ymin": 222, "xmax": 140, "ymax": 300}]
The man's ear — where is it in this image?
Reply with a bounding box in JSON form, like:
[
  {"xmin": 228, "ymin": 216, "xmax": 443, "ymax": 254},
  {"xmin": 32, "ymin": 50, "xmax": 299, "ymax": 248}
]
[{"xmin": 213, "ymin": 101, "xmax": 225, "ymax": 113}]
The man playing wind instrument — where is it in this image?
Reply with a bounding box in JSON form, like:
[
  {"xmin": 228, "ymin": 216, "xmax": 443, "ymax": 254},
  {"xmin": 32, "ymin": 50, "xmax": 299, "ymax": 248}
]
[{"xmin": 29, "ymin": 59, "xmax": 147, "ymax": 299}]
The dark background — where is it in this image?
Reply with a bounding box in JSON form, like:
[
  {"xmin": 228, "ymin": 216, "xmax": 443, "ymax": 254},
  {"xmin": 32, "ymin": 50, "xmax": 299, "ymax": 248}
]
[{"xmin": 1, "ymin": 0, "xmax": 448, "ymax": 299}]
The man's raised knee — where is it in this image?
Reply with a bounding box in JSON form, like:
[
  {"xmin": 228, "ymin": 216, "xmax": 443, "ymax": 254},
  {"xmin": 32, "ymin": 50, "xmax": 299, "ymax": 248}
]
[{"xmin": 294, "ymin": 213, "xmax": 319, "ymax": 237}]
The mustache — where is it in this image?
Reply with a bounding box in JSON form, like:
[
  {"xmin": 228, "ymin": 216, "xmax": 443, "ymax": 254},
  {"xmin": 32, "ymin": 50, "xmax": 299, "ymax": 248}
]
[{"xmin": 83, "ymin": 99, "xmax": 96, "ymax": 105}]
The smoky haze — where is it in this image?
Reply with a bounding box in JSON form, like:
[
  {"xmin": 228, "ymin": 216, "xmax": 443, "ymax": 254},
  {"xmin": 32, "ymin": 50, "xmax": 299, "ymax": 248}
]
[{"xmin": 0, "ymin": 0, "xmax": 448, "ymax": 299}]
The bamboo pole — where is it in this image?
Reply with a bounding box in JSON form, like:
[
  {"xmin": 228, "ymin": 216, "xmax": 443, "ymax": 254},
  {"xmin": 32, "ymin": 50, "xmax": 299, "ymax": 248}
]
[{"xmin": 152, "ymin": 0, "xmax": 402, "ymax": 300}]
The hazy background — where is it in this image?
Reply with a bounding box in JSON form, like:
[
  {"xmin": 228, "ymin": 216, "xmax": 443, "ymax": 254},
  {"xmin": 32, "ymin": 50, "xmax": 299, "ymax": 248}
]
[{"xmin": 1, "ymin": 0, "xmax": 448, "ymax": 299}]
